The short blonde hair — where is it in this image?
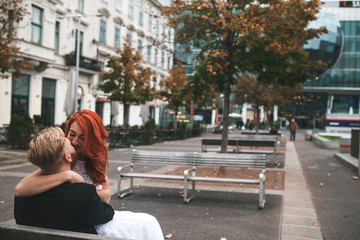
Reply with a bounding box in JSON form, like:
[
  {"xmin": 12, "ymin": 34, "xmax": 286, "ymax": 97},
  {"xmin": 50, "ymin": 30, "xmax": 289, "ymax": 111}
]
[{"xmin": 27, "ymin": 127, "xmax": 66, "ymax": 175}]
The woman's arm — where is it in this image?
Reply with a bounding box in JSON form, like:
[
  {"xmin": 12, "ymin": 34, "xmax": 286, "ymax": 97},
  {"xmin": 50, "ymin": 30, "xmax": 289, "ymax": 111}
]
[
  {"xmin": 14, "ymin": 169, "xmax": 83, "ymax": 197},
  {"xmin": 96, "ymin": 175, "xmax": 111, "ymax": 204}
]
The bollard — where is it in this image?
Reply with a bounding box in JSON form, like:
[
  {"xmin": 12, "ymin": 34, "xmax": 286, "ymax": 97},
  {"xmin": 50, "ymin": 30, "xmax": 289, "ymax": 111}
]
[
  {"xmin": 340, "ymin": 137, "xmax": 351, "ymax": 153},
  {"xmin": 305, "ymin": 130, "xmax": 312, "ymax": 141}
]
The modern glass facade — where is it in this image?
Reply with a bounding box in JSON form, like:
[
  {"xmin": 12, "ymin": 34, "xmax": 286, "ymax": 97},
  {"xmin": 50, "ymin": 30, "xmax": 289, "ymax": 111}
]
[
  {"xmin": 300, "ymin": 2, "xmax": 360, "ymax": 133},
  {"xmin": 304, "ymin": 20, "xmax": 360, "ymax": 88}
]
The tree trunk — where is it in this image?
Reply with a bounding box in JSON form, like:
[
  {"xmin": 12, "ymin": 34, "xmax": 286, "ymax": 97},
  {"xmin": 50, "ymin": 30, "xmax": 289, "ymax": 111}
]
[
  {"xmin": 173, "ymin": 107, "xmax": 178, "ymax": 130},
  {"xmin": 256, "ymin": 105, "xmax": 260, "ymax": 134},
  {"xmin": 219, "ymin": 70, "xmax": 231, "ymax": 174},
  {"xmin": 123, "ymin": 103, "xmax": 130, "ymax": 128}
]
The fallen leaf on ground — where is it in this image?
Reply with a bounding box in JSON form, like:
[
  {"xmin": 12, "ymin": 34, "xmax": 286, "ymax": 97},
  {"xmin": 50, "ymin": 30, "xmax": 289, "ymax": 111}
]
[
  {"xmin": 313, "ymin": 222, "xmax": 319, "ymax": 226},
  {"xmin": 165, "ymin": 233, "xmax": 173, "ymax": 239},
  {"xmin": 135, "ymin": 185, "xmax": 141, "ymax": 189},
  {"xmin": 220, "ymin": 238, "xmax": 227, "ymax": 240},
  {"xmin": 327, "ymin": 173, "xmax": 331, "ymax": 176},
  {"xmin": 158, "ymin": 193, "xmax": 162, "ymax": 197},
  {"xmin": 320, "ymin": 182, "xmax": 324, "ymax": 186},
  {"xmin": 0, "ymin": 201, "xmax": 4, "ymax": 204}
]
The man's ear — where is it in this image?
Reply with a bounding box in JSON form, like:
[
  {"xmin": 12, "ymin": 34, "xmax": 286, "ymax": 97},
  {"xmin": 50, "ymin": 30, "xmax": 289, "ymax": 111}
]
[{"xmin": 64, "ymin": 152, "xmax": 72, "ymax": 163}]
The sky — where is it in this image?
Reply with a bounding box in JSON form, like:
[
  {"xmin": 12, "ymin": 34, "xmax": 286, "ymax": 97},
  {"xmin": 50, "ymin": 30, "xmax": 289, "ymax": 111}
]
[{"xmin": 158, "ymin": 0, "xmax": 171, "ymax": 6}]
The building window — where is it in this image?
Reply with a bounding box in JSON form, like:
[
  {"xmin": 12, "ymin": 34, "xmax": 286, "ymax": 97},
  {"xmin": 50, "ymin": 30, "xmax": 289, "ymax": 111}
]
[
  {"xmin": 114, "ymin": 27, "xmax": 120, "ymax": 49},
  {"xmin": 11, "ymin": 75, "xmax": 30, "ymax": 116},
  {"xmin": 101, "ymin": 0, "xmax": 108, "ymax": 3},
  {"xmin": 161, "ymin": 51, "xmax": 164, "ymax": 68},
  {"xmin": 55, "ymin": 21, "xmax": 60, "ymax": 54},
  {"xmin": 128, "ymin": 34, "xmax": 132, "ymax": 47},
  {"xmin": 138, "ymin": 40, "xmax": 143, "ymax": 55},
  {"xmin": 128, "ymin": 0, "xmax": 133, "ymax": 20},
  {"xmin": 31, "ymin": 5, "xmax": 43, "ymax": 44},
  {"xmin": 155, "ymin": 48, "xmax": 158, "ymax": 66},
  {"xmin": 75, "ymin": 30, "xmax": 83, "ymax": 56},
  {"xmin": 156, "ymin": 19, "xmax": 159, "ymax": 35},
  {"xmin": 78, "ymin": 0, "xmax": 84, "ymax": 12},
  {"xmin": 99, "ymin": 19, "xmax": 106, "ymax": 44},
  {"xmin": 41, "ymin": 78, "xmax": 56, "ymax": 126},
  {"xmin": 98, "ymin": 60, "xmax": 105, "ymax": 82},
  {"xmin": 147, "ymin": 46, "xmax": 151, "ymax": 63},
  {"xmin": 139, "ymin": 7, "xmax": 143, "ymax": 26},
  {"xmin": 116, "ymin": 0, "xmax": 122, "ymax": 11},
  {"xmin": 148, "ymin": 14, "xmax": 152, "ymax": 33},
  {"xmin": 162, "ymin": 24, "xmax": 166, "ymax": 40},
  {"xmin": 167, "ymin": 56, "xmax": 171, "ymax": 69}
]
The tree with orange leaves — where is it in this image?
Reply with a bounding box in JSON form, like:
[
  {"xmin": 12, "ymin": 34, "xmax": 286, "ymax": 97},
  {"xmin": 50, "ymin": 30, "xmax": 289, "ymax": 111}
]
[
  {"xmin": 164, "ymin": 0, "xmax": 326, "ymax": 152},
  {"xmin": 0, "ymin": 0, "xmax": 29, "ymax": 78},
  {"xmin": 99, "ymin": 38, "xmax": 155, "ymax": 127},
  {"xmin": 232, "ymin": 74, "xmax": 302, "ymax": 131},
  {"xmin": 159, "ymin": 64, "xmax": 188, "ymax": 129}
]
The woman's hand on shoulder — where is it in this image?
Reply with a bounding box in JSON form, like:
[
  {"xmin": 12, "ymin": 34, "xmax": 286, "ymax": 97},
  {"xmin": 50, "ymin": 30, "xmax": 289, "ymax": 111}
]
[{"xmin": 65, "ymin": 170, "xmax": 84, "ymax": 183}]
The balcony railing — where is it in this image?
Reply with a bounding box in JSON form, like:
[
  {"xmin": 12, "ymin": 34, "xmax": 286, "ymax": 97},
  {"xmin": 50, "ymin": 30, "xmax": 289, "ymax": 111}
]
[{"xmin": 65, "ymin": 54, "xmax": 101, "ymax": 72}]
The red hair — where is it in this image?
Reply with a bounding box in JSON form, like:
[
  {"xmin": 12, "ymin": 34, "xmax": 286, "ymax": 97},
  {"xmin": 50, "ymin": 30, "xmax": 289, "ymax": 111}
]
[{"xmin": 65, "ymin": 110, "xmax": 109, "ymax": 184}]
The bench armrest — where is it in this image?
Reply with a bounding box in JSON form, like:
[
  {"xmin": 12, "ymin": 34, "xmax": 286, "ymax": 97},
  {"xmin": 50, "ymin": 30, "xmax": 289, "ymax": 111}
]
[
  {"xmin": 117, "ymin": 164, "xmax": 132, "ymax": 173},
  {"xmin": 183, "ymin": 167, "xmax": 195, "ymax": 177}
]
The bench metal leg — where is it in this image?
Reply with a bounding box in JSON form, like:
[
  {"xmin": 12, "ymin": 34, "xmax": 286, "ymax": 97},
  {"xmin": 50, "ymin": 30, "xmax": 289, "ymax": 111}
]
[
  {"xmin": 117, "ymin": 175, "xmax": 133, "ymax": 198},
  {"xmin": 184, "ymin": 167, "xmax": 196, "ymax": 203},
  {"xmin": 259, "ymin": 170, "xmax": 266, "ymax": 209}
]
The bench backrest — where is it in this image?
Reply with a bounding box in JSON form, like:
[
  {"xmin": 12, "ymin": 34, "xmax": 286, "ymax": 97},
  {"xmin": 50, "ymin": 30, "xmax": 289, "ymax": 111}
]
[
  {"xmin": 202, "ymin": 138, "xmax": 278, "ymax": 146},
  {"xmin": 236, "ymin": 135, "xmax": 281, "ymax": 141},
  {"xmin": 195, "ymin": 152, "xmax": 266, "ymax": 168},
  {"xmin": 131, "ymin": 149, "xmax": 195, "ymax": 165},
  {"xmin": 0, "ymin": 223, "xmax": 124, "ymax": 240},
  {"xmin": 241, "ymin": 131, "xmax": 282, "ymax": 136},
  {"xmin": 131, "ymin": 150, "xmax": 265, "ymax": 169}
]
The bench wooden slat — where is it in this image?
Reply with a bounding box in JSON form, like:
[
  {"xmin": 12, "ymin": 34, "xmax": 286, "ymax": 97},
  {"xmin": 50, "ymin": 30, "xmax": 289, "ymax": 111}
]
[
  {"xmin": 120, "ymin": 173, "xmax": 185, "ymax": 180},
  {"xmin": 0, "ymin": 223, "xmax": 126, "ymax": 240},
  {"xmin": 187, "ymin": 176, "xmax": 260, "ymax": 184},
  {"xmin": 201, "ymin": 138, "xmax": 280, "ymax": 155}
]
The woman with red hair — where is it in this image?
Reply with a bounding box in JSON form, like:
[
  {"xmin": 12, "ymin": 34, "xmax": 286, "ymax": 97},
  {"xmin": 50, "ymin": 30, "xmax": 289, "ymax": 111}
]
[
  {"xmin": 65, "ymin": 110, "xmax": 111, "ymax": 202},
  {"xmin": 15, "ymin": 109, "xmax": 164, "ymax": 239}
]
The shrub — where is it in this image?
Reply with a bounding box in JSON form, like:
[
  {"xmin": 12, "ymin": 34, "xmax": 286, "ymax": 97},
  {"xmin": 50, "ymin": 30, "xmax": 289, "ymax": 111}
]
[{"xmin": 7, "ymin": 113, "xmax": 35, "ymax": 149}]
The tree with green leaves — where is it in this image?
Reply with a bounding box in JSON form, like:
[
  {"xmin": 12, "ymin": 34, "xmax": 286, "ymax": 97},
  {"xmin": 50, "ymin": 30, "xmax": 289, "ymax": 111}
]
[
  {"xmin": 164, "ymin": 0, "xmax": 326, "ymax": 153},
  {"xmin": 159, "ymin": 64, "xmax": 188, "ymax": 129},
  {"xmin": 0, "ymin": 0, "xmax": 30, "ymax": 78},
  {"xmin": 99, "ymin": 38, "xmax": 155, "ymax": 127}
]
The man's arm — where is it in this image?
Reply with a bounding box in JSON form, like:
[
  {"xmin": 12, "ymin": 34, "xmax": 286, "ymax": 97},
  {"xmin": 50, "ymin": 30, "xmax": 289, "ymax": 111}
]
[
  {"xmin": 87, "ymin": 184, "xmax": 114, "ymax": 226},
  {"xmin": 15, "ymin": 169, "xmax": 83, "ymax": 197}
]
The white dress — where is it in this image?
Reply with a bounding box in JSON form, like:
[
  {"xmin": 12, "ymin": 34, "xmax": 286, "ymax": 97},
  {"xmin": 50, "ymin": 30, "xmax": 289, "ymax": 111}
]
[{"xmin": 72, "ymin": 161, "xmax": 164, "ymax": 240}]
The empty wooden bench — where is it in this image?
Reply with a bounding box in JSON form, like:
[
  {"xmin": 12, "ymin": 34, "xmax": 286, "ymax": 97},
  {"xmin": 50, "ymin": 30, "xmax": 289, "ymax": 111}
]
[
  {"xmin": 201, "ymin": 137, "xmax": 280, "ymax": 155},
  {"xmin": 117, "ymin": 149, "xmax": 266, "ymax": 209}
]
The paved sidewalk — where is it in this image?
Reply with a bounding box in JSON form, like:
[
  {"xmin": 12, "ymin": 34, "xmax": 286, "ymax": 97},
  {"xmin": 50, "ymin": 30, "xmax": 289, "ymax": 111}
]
[{"xmin": 281, "ymin": 141, "xmax": 322, "ymax": 240}]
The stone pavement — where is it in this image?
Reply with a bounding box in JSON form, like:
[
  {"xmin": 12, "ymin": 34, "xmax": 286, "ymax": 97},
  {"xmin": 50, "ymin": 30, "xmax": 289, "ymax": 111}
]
[{"xmin": 1, "ymin": 129, "xmax": 359, "ymax": 239}]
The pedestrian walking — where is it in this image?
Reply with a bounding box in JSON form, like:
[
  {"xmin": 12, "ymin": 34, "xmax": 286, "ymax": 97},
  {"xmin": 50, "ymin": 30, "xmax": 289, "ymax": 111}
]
[{"xmin": 289, "ymin": 118, "xmax": 298, "ymax": 141}]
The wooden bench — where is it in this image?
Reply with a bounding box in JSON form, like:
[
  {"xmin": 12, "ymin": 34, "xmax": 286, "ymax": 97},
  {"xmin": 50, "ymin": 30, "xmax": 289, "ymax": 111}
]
[
  {"xmin": 201, "ymin": 137, "xmax": 280, "ymax": 155},
  {"xmin": 117, "ymin": 149, "xmax": 266, "ymax": 209},
  {"xmin": 0, "ymin": 222, "xmax": 126, "ymax": 240}
]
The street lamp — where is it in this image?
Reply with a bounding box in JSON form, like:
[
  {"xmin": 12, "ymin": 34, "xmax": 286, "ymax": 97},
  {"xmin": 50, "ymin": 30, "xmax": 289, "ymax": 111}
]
[{"xmin": 57, "ymin": 14, "xmax": 102, "ymax": 114}]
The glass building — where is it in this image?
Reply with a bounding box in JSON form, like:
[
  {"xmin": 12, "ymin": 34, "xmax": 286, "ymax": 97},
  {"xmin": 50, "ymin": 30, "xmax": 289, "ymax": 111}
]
[{"xmin": 291, "ymin": 1, "xmax": 360, "ymax": 133}]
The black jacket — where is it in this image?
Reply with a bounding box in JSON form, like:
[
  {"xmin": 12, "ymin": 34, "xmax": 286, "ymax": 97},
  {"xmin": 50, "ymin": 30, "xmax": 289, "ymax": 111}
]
[{"xmin": 14, "ymin": 182, "xmax": 114, "ymax": 234}]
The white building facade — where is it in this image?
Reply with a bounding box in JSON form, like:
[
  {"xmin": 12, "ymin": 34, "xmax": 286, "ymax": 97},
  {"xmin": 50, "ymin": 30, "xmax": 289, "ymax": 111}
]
[{"xmin": 0, "ymin": 0, "xmax": 173, "ymax": 128}]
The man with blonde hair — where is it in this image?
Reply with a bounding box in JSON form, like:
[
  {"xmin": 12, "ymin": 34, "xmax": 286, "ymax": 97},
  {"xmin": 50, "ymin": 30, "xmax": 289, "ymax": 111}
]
[{"xmin": 14, "ymin": 127, "xmax": 114, "ymax": 234}]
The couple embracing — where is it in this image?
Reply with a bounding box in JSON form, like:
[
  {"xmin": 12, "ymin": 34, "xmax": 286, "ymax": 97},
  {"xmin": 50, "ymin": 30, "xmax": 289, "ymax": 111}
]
[{"xmin": 14, "ymin": 110, "xmax": 164, "ymax": 240}]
